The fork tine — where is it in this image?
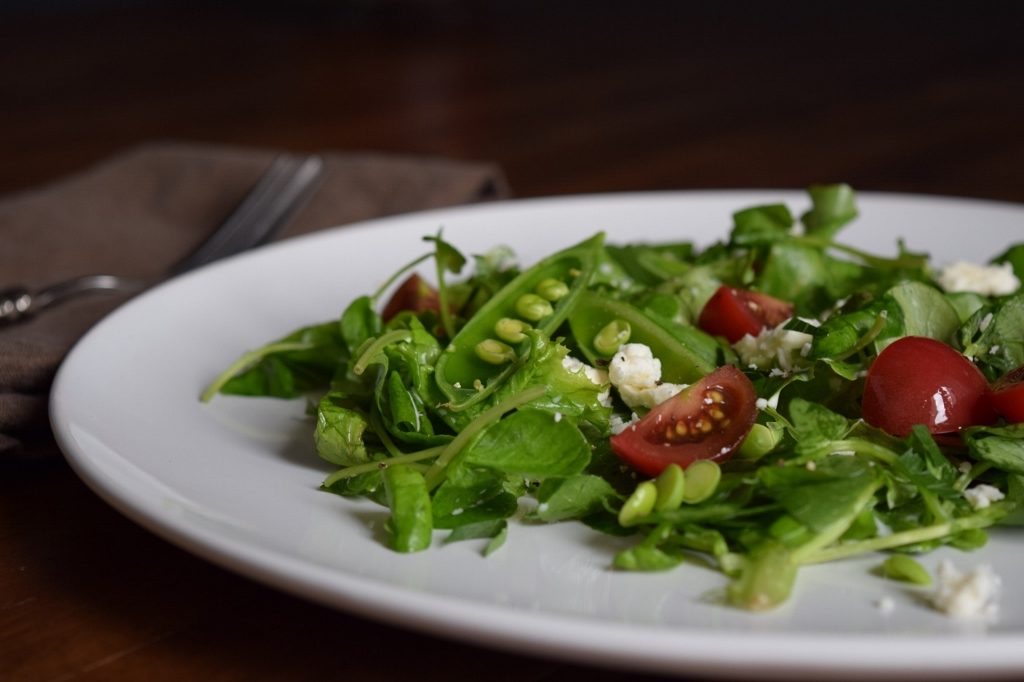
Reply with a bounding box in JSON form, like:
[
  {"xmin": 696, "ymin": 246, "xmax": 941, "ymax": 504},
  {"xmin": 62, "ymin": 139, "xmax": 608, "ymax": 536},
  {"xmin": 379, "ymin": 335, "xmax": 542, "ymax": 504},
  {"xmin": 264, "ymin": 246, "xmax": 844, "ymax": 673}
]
[{"xmin": 169, "ymin": 154, "xmax": 324, "ymax": 275}]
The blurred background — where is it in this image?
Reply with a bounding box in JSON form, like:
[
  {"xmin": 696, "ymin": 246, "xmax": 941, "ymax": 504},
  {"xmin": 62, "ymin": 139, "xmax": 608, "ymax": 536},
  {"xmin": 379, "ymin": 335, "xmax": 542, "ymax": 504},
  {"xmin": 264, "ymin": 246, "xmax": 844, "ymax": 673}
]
[{"xmin": 3, "ymin": 0, "xmax": 1023, "ymax": 200}]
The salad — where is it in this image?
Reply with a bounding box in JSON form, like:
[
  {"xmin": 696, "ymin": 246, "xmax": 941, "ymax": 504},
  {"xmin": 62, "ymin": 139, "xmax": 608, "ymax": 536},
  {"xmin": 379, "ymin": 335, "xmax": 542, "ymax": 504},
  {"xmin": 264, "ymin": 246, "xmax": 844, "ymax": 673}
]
[{"xmin": 203, "ymin": 185, "xmax": 1024, "ymax": 613}]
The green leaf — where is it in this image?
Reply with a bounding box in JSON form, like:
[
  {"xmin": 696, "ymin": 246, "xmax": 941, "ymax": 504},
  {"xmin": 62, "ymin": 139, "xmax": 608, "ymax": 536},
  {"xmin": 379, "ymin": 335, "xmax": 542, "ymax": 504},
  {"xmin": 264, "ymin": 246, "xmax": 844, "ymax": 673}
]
[
  {"xmin": 424, "ymin": 232, "xmax": 467, "ymax": 275},
  {"xmin": 209, "ymin": 321, "xmax": 348, "ymax": 400},
  {"xmin": 460, "ymin": 408, "xmax": 592, "ymax": 480},
  {"xmin": 431, "ymin": 465, "xmax": 519, "ymax": 528},
  {"xmin": 730, "ymin": 204, "xmax": 794, "ymax": 246},
  {"xmin": 383, "ymin": 464, "xmax": 433, "ymax": 552},
  {"xmin": 990, "ymin": 243, "xmax": 1024, "ymax": 283},
  {"xmin": 341, "ymin": 295, "xmax": 382, "ymax": 350},
  {"xmin": 314, "ymin": 392, "xmax": 372, "ymax": 466},
  {"xmin": 534, "ymin": 475, "xmax": 620, "ymax": 522},
  {"xmin": 960, "ymin": 293, "xmax": 1024, "ymax": 379},
  {"xmin": 759, "ymin": 457, "xmax": 879, "ymax": 533},
  {"xmin": 788, "ymin": 398, "xmax": 849, "ymax": 441},
  {"xmin": 443, "ymin": 518, "xmax": 507, "ymax": 545},
  {"xmin": 885, "ymin": 281, "xmax": 960, "ymax": 344},
  {"xmin": 801, "ymin": 183, "xmax": 858, "ymax": 240},
  {"xmin": 964, "ymin": 424, "xmax": 1024, "ymax": 474}
]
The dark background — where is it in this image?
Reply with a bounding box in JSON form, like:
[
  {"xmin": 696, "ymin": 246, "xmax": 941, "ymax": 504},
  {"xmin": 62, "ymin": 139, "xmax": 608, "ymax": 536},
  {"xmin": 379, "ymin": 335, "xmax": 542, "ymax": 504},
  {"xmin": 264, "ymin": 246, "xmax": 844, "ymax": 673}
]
[
  {"xmin": 3, "ymin": 2, "xmax": 1024, "ymax": 680},
  {"xmin": 4, "ymin": 1, "xmax": 1024, "ymax": 200}
]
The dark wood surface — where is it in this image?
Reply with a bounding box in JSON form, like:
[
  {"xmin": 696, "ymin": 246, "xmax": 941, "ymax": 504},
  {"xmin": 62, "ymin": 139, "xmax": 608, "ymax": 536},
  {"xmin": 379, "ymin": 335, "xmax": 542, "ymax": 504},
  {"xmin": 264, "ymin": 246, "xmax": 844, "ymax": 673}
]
[{"xmin": 4, "ymin": 3, "xmax": 1024, "ymax": 680}]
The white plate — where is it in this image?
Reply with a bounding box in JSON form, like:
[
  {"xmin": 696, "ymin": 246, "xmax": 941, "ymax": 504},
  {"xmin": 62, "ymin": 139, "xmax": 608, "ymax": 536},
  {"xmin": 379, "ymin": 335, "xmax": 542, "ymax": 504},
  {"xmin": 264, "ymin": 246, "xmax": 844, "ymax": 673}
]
[{"xmin": 52, "ymin": 192, "xmax": 1024, "ymax": 680}]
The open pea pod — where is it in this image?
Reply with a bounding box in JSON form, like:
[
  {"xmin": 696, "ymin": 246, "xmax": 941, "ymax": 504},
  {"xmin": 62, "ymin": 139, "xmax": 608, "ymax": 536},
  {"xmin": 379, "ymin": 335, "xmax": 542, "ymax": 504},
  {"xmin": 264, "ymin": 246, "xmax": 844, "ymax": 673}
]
[
  {"xmin": 435, "ymin": 232, "xmax": 606, "ymax": 407},
  {"xmin": 568, "ymin": 290, "xmax": 717, "ymax": 384}
]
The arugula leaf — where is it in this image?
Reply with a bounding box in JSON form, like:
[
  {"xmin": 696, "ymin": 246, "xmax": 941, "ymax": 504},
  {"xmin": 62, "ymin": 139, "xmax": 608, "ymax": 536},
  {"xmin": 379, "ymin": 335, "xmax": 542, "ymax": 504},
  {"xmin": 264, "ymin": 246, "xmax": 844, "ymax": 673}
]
[
  {"xmin": 759, "ymin": 457, "xmax": 879, "ymax": 533},
  {"xmin": 730, "ymin": 204, "xmax": 794, "ymax": 246},
  {"xmin": 207, "ymin": 321, "xmax": 348, "ymax": 400},
  {"xmin": 964, "ymin": 424, "xmax": 1024, "ymax": 474}
]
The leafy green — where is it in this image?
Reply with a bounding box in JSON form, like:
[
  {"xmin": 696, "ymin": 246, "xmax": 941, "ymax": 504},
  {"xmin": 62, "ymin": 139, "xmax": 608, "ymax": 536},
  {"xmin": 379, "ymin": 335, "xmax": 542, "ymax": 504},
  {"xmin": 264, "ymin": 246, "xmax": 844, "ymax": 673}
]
[{"xmin": 205, "ymin": 183, "xmax": 1024, "ymax": 615}]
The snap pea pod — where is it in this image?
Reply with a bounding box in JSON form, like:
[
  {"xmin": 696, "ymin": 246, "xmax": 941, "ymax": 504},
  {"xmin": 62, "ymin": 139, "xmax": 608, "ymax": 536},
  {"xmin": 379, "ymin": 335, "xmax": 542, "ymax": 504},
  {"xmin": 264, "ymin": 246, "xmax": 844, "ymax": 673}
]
[
  {"xmin": 434, "ymin": 233, "xmax": 606, "ymax": 407},
  {"xmin": 567, "ymin": 290, "xmax": 717, "ymax": 384}
]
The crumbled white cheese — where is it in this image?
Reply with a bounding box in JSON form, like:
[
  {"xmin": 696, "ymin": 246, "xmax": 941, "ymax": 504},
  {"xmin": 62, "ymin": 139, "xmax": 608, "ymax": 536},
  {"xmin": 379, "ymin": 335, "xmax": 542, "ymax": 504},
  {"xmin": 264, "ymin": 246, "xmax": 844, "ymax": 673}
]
[
  {"xmin": 733, "ymin": 321, "xmax": 814, "ymax": 372},
  {"xmin": 561, "ymin": 355, "xmax": 609, "ymax": 386},
  {"xmin": 938, "ymin": 261, "xmax": 1020, "ymax": 296},
  {"xmin": 875, "ymin": 596, "xmax": 895, "ymax": 615},
  {"xmin": 932, "ymin": 559, "xmax": 1001, "ymax": 619},
  {"xmin": 609, "ymin": 412, "xmax": 641, "ymax": 435},
  {"xmin": 963, "ymin": 484, "xmax": 1005, "ymax": 510},
  {"xmin": 561, "ymin": 355, "xmax": 612, "ymax": 407},
  {"xmin": 607, "ymin": 343, "xmax": 688, "ymax": 410}
]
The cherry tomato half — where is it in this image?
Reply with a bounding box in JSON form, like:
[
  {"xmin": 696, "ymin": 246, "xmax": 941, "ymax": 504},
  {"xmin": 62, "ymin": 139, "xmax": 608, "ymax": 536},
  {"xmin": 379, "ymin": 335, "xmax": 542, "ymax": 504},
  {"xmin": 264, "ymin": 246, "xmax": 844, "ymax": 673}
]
[
  {"xmin": 381, "ymin": 274, "xmax": 440, "ymax": 322},
  {"xmin": 610, "ymin": 365, "xmax": 757, "ymax": 476},
  {"xmin": 861, "ymin": 336, "xmax": 996, "ymax": 437},
  {"xmin": 991, "ymin": 366, "xmax": 1024, "ymax": 423},
  {"xmin": 698, "ymin": 286, "xmax": 794, "ymax": 344}
]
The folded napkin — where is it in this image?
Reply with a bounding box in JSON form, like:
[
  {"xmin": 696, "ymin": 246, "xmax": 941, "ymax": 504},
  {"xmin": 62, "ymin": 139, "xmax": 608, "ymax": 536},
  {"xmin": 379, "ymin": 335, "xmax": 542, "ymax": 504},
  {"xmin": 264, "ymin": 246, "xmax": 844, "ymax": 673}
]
[{"xmin": 0, "ymin": 143, "xmax": 509, "ymax": 459}]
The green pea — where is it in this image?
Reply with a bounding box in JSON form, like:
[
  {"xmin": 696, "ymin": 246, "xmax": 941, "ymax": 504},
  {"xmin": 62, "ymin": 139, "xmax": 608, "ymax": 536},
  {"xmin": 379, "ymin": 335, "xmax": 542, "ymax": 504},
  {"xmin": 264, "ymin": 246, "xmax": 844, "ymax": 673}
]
[
  {"xmin": 738, "ymin": 423, "xmax": 783, "ymax": 460},
  {"xmin": 879, "ymin": 554, "xmax": 932, "ymax": 586},
  {"xmin": 654, "ymin": 463, "xmax": 686, "ymax": 512},
  {"xmin": 515, "ymin": 293, "xmax": 554, "ymax": 322},
  {"xmin": 593, "ymin": 319, "xmax": 631, "ymax": 357},
  {"xmin": 535, "ymin": 277, "xmax": 570, "ymax": 301},
  {"xmin": 494, "ymin": 318, "xmax": 530, "ymax": 344},
  {"xmin": 474, "ymin": 339, "xmax": 516, "ymax": 365},
  {"xmin": 618, "ymin": 480, "xmax": 657, "ymax": 527},
  {"xmin": 682, "ymin": 460, "xmax": 721, "ymax": 504}
]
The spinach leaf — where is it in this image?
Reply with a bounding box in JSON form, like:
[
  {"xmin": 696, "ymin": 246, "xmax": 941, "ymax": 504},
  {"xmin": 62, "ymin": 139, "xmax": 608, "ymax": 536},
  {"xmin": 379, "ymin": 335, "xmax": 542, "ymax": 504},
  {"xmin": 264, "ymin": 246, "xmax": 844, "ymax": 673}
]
[
  {"xmin": 460, "ymin": 408, "xmax": 592, "ymax": 480},
  {"xmin": 800, "ymin": 183, "xmax": 857, "ymax": 240},
  {"xmin": 314, "ymin": 392, "xmax": 373, "ymax": 466},
  {"xmin": 534, "ymin": 475, "xmax": 621, "ymax": 522},
  {"xmin": 383, "ymin": 464, "xmax": 433, "ymax": 552}
]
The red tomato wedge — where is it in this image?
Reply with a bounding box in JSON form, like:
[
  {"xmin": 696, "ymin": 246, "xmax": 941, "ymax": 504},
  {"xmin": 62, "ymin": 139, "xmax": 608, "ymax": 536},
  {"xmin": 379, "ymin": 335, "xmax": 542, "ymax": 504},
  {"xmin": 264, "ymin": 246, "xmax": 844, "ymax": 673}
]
[
  {"xmin": 991, "ymin": 366, "xmax": 1024, "ymax": 423},
  {"xmin": 861, "ymin": 336, "xmax": 997, "ymax": 437},
  {"xmin": 381, "ymin": 273, "xmax": 440, "ymax": 322},
  {"xmin": 610, "ymin": 365, "xmax": 757, "ymax": 476},
  {"xmin": 698, "ymin": 286, "xmax": 794, "ymax": 343}
]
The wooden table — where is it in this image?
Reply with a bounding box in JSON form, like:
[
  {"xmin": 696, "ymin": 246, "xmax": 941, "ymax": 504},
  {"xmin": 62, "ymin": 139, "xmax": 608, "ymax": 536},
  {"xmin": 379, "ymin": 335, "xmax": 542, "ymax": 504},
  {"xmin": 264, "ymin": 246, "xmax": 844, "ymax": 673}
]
[{"xmin": 4, "ymin": 3, "xmax": 1024, "ymax": 680}]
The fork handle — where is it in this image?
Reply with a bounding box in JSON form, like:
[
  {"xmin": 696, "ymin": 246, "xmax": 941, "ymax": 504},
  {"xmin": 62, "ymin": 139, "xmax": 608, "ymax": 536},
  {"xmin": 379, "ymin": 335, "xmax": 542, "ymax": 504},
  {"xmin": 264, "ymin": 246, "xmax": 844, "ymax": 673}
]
[
  {"xmin": 0, "ymin": 287, "xmax": 33, "ymax": 323},
  {"xmin": 0, "ymin": 276, "xmax": 145, "ymax": 325}
]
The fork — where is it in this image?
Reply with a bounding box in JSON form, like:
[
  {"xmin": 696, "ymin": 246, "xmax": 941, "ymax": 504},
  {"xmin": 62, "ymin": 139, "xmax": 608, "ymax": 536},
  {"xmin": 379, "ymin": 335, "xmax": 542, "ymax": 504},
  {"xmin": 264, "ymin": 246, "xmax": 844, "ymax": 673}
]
[{"xmin": 0, "ymin": 153, "xmax": 324, "ymax": 324}]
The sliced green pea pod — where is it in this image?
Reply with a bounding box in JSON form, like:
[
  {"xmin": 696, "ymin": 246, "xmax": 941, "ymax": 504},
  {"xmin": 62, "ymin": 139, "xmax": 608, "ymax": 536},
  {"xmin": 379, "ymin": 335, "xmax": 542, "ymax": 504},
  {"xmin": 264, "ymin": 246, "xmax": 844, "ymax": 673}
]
[
  {"xmin": 568, "ymin": 290, "xmax": 716, "ymax": 384},
  {"xmin": 879, "ymin": 554, "xmax": 932, "ymax": 586},
  {"xmin": 435, "ymin": 233, "xmax": 606, "ymax": 407},
  {"xmin": 618, "ymin": 480, "xmax": 657, "ymax": 527},
  {"xmin": 593, "ymin": 319, "xmax": 631, "ymax": 357},
  {"xmin": 682, "ymin": 460, "xmax": 721, "ymax": 504},
  {"xmin": 654, "ymin": 463, "xmax": 686, "ymax": 512}
]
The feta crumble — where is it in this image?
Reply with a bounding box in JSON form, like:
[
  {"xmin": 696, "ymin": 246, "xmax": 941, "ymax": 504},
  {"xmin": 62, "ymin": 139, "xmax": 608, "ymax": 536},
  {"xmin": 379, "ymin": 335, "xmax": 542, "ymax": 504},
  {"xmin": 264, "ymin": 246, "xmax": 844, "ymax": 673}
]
[
  {"xmin": 607, "ymin": 343, "xmax": 688, "ymax": 410},
  {"xmin": 938, "ymin": 261, "xmax": 1020, "ymax": 297},
  {"xmin": 875, "ymin": 596, "xmax": 895, "ymax": 615},
  {"xmin": 963, "ymin": 484, "xmax": 1005, "ymax": 510},
  {"xmin": 931, "ymin": 559, "xmax": 1001, "ymax": 619},
  {"xmin": 561, "ymin": 355, "xmax": 612, "ymax": 407},
  {"xmin": 732, "ymin": 321, "xmax": 814, "ymax": 372}
]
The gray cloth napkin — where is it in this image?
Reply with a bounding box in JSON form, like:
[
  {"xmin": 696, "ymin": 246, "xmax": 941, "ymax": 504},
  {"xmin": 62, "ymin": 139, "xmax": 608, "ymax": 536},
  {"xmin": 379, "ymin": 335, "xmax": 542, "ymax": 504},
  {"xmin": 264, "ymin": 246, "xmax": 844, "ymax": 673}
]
[{"xmin": 0, "ymin": 142, "xmax": 509, "ymax": 459}]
